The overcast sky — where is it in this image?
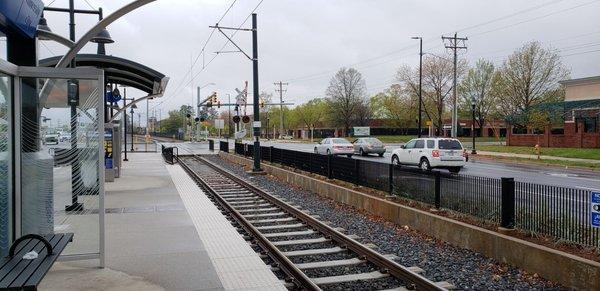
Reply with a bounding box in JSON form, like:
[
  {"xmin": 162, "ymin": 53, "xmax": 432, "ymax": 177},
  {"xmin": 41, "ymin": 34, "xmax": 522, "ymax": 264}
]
[{"xmin": 36, "ymin": 0, "xmax": 600, "ymax": 123}]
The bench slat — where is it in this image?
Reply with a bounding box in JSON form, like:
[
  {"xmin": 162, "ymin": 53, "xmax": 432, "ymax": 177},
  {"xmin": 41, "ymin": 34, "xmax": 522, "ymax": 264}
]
[
  {"xmin": 11, "ymin": 234, "xmax": 69, "ymax": 288},
  {"xmin": 0, "ymin": 238, "xmax": 40, "ymax": 271},
  {"xmin": 23, "ymin": 234, "xmax": 73, "ymax": 288},
  {"xmin": 0, "ymin": 235, "xmax": 62, "ymax": 288},
  {"xmin": 0, "ymin": 239, "xmax": 44, "ymax": 284}
]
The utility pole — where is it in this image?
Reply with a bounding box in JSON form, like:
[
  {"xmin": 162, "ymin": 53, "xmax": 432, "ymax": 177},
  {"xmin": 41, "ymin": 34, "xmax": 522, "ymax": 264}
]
[
  {"xmin": 412, "ymin": 37, "xmax": 423, "ymax": 138},
  {"xmin": 274, "ymin": 81, "xmax": 288, "ymax": 139},
  {"xmin": 442, "ymin": 32, "xmax": 467, "ymax": 138}
]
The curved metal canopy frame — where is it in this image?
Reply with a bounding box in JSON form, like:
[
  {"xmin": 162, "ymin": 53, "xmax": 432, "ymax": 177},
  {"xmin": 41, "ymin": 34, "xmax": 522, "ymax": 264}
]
[
  {"xmin": 37, "ymin": 0, "xmax": 160, "ymax": 109},
  {"xmin": 39, "ymin": 54, "xmax": 167, "ymax": 95}
]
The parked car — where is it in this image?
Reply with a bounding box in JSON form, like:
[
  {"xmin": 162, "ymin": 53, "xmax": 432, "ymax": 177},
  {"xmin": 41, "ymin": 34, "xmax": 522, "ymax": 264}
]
[
  {"xmin": 42, "ymin": 134, "xmax": 59, "ymax": 145},
  {"xmin": 352, "ymin": 137, "xmax": 386, "ymax": 157},
  {"xmin": 314, "ymin": 138, "xmax": 354, "ymax": 157},
  {"xmin": 390, "ymin": 137, "xmax": 466, "ymax": 173},
  {"xmin": 281, "ymin": 135, "xmax": 294, "ymax": 140},
  {"xmin": 59, "ymin": 133, "xmax": 71, "ymax": 142}
]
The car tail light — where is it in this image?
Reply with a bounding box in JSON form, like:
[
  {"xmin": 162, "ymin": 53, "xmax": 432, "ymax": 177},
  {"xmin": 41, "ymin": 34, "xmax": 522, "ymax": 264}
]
[{"xmin": 432, "ymin": 150, "xmax": 440, "ymax": 157}]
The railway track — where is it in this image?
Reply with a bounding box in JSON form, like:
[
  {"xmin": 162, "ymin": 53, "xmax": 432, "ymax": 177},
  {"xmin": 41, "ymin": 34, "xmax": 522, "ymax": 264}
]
[{"xmin": 177, "ymin": 154, "xmax": 453, "ymax": 290}]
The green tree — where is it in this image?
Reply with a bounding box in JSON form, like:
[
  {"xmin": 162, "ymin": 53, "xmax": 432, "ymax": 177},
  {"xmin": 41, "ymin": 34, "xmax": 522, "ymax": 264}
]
[
  {"xmin": 458, "ymin": 59, "xmax": 501, "ymax": 132},
  {"xmin": 370, "ymin": 84, "xmax": 418, "ymax": 131},
  {"xmin": 496, "ymin": 41, "xmax": 569, "ymax": 122}
]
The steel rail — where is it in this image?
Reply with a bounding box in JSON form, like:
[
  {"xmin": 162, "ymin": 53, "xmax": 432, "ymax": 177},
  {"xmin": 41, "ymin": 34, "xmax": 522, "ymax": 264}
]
[
  {"xmin": 178, "ymin": 157, "xmax": 320, "ymax": 290},
  {"xmin": 182, "ymin": 155, "xmax": 447, "ymax": 291}
]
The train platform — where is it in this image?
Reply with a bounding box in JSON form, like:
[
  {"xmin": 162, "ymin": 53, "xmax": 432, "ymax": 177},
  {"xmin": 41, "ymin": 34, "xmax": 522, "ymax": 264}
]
[{"xmin": 40, "ymin": 151, "xmax": 285, "ymax": 291}]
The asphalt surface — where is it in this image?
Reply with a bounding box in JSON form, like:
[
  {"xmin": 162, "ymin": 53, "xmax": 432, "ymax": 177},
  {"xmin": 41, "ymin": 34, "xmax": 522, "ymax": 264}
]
[{"xmin": 222, "ymin": 139, "xmax": 600, "ymax": 191}]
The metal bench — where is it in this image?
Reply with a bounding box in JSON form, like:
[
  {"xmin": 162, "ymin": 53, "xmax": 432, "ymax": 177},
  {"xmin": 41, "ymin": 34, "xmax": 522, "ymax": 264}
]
[{"xmin": 0, "ymin": 233, "xmax": 74, "ymax": 290}]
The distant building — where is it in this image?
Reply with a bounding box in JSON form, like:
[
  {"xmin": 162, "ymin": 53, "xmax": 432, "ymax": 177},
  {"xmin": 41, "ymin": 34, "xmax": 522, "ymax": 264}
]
[{"xmin": 507, "ymin": 76, "xmax": 600, "ymax": 148}]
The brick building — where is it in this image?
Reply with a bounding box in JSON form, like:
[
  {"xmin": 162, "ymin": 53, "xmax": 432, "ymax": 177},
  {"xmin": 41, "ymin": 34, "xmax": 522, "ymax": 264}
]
[{"xmin": 507, "ymin": 76, "xmax": 600, "ymax": 148}]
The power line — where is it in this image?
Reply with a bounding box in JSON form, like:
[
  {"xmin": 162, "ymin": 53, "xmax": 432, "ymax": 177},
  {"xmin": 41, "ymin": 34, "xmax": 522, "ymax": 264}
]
[
  {"xmin": 283, "ymin": 0, "xmax": 571, "ymax": 84},
  {"xmin": 83, "ymin": 0, "xmax": 96, "ymax": 10},
  {"xmin": 455, "ymin": 0, "xmax": 566, "ymax": 33},
  {"xmin": 469, "ymin": 0, "xmax": 600, "ymax": 38}
]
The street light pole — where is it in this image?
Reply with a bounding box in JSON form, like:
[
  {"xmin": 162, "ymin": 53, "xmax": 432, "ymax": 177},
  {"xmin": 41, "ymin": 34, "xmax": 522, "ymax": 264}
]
[
  {"xmin": 412, "ymin": 36, "xmax": 423, "ymax": 138},
  {"xmin": 471, "ymin": 97, "xmax": 477, "ymax": 155}
]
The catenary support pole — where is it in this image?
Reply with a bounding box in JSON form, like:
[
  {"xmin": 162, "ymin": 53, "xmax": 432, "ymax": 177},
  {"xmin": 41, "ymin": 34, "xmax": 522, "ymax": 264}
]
[{"xmin": 252, "ymin": 13, "xmax": 262, "ymax": 172}]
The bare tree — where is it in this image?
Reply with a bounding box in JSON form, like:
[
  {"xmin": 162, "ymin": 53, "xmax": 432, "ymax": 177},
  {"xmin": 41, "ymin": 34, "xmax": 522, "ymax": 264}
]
[
  {"xmin": 459, "ymin": 58, "xmax": 500, "ymax": 131},
  {"xmin": 397, "ymin": 55, "xmax": 466, "ymax": 135},
  {"xmin": 497, "ymin": 41, "xmax": 569, "ymax": 121},
  {"xmin": 326, "ymin": 67, "xmax": 367, "ymax": 136}
]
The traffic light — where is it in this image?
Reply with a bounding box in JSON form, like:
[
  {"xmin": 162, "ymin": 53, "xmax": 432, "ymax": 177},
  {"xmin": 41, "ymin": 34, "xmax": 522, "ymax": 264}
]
[{"xmin": 209, "ymin": 92, "xmax": 218, "ymax": 104}]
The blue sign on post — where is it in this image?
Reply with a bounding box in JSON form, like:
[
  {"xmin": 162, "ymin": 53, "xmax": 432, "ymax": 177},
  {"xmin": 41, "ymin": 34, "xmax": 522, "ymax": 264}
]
[
  {"xmin": 592, "ymin": 191, "xmax": 600, "ymax": 228},
  {"xmin": 0, "ymin": 0, "xmax": 44, "ymax": 39},
  {"xmin": 104, "ymin": 128, "xmax": 114, "ymax": 169}
]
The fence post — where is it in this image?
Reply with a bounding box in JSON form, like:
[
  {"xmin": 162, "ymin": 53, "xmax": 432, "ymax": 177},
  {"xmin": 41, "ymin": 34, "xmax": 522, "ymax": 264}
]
[
  {"xmin": 354, "ymin": 159, "xmax": 359, "ymax": 185},
  {"xmin": 434, "ymin": 171, "xmax": 441, "ymax": 209},
  {"xmin": 501, "ymin": 177, "xmax": 515, "ymax": 229},
  {"xmin": 327, "ymin": 155, "xmax": 332, "ymax": 179},
  {"xmin": 388, "ymin": 164, "xmax": 394, "ymax": 195},
  {"xmin": 269, "ymin": 146, "xmax": 273, "ymax": 163}
]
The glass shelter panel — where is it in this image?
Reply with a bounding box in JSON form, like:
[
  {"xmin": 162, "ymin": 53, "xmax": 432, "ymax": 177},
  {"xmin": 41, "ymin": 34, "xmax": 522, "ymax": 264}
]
[
  {"xmin": 20, "ymin": 76, "xmax": 102, "ymax": 256},
  {"xmin": 0, "ymin": 73, "xmax": 12, "ymax": 257}
]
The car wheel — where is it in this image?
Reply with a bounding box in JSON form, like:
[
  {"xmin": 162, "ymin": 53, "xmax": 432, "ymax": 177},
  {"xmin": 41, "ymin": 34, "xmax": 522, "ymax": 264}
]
[
  {"xmin": 326, "ymin": 149, "xmax": 331, "ymax": 155},
  {"xmin": 360, "ymin": 148, "xmax": 367, "ymax": 156},
  {"xmin": 419, "ymin": 158, "xmax": 431, "ymax": 171},
  {"xmin": 378, "ymin": 153, "xmax": 384, "ymax": 157},
  {"xmin": 391, "ymin": 155, "xmax": 401, "ymax": 167},
  {"xmin": 448, "ymin": 167, "xmax": 461, "ymax": 174}
]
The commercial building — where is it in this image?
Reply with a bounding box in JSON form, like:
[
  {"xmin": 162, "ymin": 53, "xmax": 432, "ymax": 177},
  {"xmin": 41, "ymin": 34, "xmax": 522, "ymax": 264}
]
[{"xmin": 507, "ymin": 76, "xmax": 600, "ymax": 148}]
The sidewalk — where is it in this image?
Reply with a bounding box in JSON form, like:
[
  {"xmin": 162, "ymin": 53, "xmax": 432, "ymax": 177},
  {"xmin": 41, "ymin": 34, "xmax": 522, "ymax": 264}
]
[
  {"xmin": 476, "ymin": 150, "xmax": 600, "ymax": 163},
  {"xmin": 40, "ymin": 150, "xmax": 283, "ymax": 290}
]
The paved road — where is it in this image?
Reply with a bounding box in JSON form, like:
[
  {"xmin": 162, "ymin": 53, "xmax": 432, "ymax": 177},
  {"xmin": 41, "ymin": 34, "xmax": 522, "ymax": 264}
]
[{"xmin": 221, "ymin": 139, "xmax": 600, "ymax": 191}]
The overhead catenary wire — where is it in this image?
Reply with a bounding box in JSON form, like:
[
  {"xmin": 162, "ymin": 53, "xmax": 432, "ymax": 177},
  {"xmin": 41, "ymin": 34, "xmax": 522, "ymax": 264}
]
[
  {"xmin": 152, "ymin": 0, "xmax": 265, "ymax": 111},
  {"xmin": 155, "ymin": 0, "xmax": 238, "ymax": 110}
]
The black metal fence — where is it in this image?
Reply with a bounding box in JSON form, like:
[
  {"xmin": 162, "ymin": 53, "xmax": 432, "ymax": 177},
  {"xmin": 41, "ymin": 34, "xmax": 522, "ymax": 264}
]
[
  {"xmin": 219, "ymin": 141, "xmax": 229, "ymax": 153},
  {"xmin": 161, "ymin": 145, "xmax": 178, "ymax": 164},
  {"xmin": 227, "ymin": 143, "xmax": 599, "ymax": 249}
]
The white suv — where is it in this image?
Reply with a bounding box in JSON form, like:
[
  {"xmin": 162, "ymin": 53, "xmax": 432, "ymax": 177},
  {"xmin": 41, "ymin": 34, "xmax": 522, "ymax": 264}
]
[{"xmin": 390, "ymin": 138, "xmax": 466, "ymax": 173}]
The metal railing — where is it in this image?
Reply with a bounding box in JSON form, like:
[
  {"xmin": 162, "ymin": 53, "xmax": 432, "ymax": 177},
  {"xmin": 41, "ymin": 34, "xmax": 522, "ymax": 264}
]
[{"xmin": 227, "ymin": 143, "xmax": 600, "ymax": 249}]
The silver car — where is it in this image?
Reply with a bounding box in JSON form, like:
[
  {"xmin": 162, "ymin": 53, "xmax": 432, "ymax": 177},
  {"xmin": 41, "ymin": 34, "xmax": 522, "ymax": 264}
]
[
  {"xmin": 314, "ymin": 138, "xmax": 354, "ymax": 157},
  {"xmin": 353, "ymin": 137, "xmax": 386, "ymax": 157}
]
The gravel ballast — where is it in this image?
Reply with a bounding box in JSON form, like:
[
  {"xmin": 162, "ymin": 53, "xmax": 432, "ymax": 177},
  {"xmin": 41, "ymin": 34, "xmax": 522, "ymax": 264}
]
[{"xmin": 205, "ymin": 155, "xmax": 563, "ymax": 290}]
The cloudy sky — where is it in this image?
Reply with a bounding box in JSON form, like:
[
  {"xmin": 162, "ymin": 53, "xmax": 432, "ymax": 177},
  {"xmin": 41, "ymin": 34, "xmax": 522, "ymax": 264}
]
[{"xmin": 35, "ymin": 0, "xmax": 600, "ymax": 123}]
